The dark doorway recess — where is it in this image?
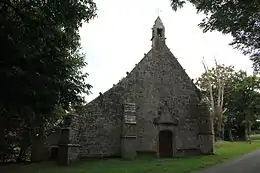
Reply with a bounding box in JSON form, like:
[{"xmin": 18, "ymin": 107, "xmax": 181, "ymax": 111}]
[
  {"xmin": 49, "ymin": 147, "xmax": 59, "ymax": 160},
  {"xmin": 159, "ymin": 130, "xmax": 173, "ymax": 157}
]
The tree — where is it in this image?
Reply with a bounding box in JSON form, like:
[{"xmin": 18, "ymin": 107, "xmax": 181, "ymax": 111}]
[
  {"xmin": 197, "ymin": 64, "xmax": 260, "ymax": 141},
  {"xmin": 0, "ymin": 0, "xmax": 97, "ymax": 162},
  {"xmin": 201, "ymin": 58, "xmax": 215, "ymax": 137},
  {"xmin": 170, "ymin": 0, "xmax": 260, "ymax": 72},
  {"xmin": 225, "ymin": 71, "xmax": 260, "ymax": 141},
  {"xmin": 196, "ymin": 61, "xmax": 234, "ymax": 139}
]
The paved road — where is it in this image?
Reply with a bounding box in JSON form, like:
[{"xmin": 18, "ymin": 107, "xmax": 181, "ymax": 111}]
[{"xmin": 194, "ymin": 149, "xmax": 260, "ymax": 173}]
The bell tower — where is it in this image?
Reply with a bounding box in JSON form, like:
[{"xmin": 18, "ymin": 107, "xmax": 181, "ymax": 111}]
[{"xmin": 151, "ymin": 16, "xmax": 166, "ymax": 49}]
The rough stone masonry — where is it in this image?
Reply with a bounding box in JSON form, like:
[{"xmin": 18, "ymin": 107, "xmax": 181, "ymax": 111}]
[{"xmin": 56, "ymin": 16, "xmax": 214, "ymax": 165}]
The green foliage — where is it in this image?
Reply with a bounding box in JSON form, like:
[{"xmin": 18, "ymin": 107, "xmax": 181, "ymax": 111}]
[
  {"xmin": 227, "ymin": 71, "xmax": 260, "ymax": 113},
  {"xmin": 170, "ymin": 0, "xmax": 185, "ymax": 11},
  {"xmin": 170, "ymin": 0, "xmax": 260, "ymax": 71},
  {"xmin": 196, "ymin": 64, "xmax": 234, "ymax": 98},
  {"xmin": 0, "ymin": 0, "xmax": 97, "ymax": 162},
  {"xmin": 225, "ymin": 71, "xmax": 260, "ymax": 140},
  {"xmin": 196, "ymin": 64, "xmax": 235, "ymax": 139},
  {"xmin": 196, "ymin": 64, "xmax": 260, "ymax": 140}
]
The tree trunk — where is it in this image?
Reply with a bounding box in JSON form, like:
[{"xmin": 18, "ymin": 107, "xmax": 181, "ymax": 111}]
[
  {"xmin": 245, "ymin": 112, "xmax": 251, "ymax": 144},
  {"xmin": 245, "ymin": 113, "xmax": 252, "ymax": 144},
  {"xmin": 202, "ymin": 58, "xmax": 215, "ymax": 142},
  {"xmin": 214, "ymin": 59, "xmax": 225, "ymax": 140},
  {"xmin": 217, "ymin": 80, "xmax": 222, "ymax": 139},
  {"xmin": 220, "ymin": 80, "xmax": 225, "ymax": 139},
  {"xmin": 202, "ymin": 58, "xmax": 215, "ymax": 116},
  {"xmin": 229, "ymin": 128, "xmax": 233, "ymax": 141}
]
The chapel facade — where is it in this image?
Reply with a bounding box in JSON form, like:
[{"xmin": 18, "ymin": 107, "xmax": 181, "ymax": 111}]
[{"xmin": 32, "ymin": 17, "xmax": 214, "ymax": 165}]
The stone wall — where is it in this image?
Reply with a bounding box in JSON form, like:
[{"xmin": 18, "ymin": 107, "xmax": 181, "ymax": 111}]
[
  {"xmin": 77, "ymin": 86, "xmax": 125, "ymax": 157},
  {"xmin": 31, "ymin": 130, "xmax": 60, "ymax": 162},
  {"xmin": 198, "ymin": 97, "xmax": 214, "ymax": 154},
  {"xmin": 77, "ymin": 38, "xmax": 211, "ymax": 158},
  {"xmin": 118, "ymin": 45, "xmax": 201, "ymax": 153}
]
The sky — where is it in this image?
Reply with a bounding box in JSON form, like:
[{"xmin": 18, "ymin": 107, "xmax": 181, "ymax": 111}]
[{"xmin": 79, "ymin": 0, "xmax": 253, "ymax": 103}]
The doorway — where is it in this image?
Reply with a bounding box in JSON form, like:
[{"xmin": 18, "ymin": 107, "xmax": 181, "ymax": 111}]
[
  {"xmin": 49, "ymin": 146, "xmax": 59, "ymax": 160},
  {"xmin": 159, "ymin": 130, "xmax": 173, "ymax": 157}
]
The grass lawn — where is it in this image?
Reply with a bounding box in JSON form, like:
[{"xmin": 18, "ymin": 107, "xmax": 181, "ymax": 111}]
[
  {"xmin": 2, "ymin": 141, "xmax": 260, "ymax": 173},
  {"xmin": 251, "ymin": 134, "xmax": 260, "ymax": 141}
]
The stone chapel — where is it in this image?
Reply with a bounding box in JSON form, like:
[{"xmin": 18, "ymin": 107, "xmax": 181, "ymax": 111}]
[{"xmin": 33, "ymin": 17, "xmax": 214, "ymax": 165}]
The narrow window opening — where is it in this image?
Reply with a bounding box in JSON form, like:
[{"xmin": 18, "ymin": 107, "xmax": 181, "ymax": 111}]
[{"xmin": 157, "ymin": 28, "xmax": 163, "ymax": 37}]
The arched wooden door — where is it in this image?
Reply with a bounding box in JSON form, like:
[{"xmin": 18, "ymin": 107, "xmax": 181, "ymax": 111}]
[{"xmin": 159, "ymin": 130, "xmax": 173, "ymax": 157}]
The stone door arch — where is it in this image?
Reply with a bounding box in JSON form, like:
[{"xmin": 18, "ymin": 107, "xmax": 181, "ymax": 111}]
[{"xmin": 159, "ymin": 130, "xmax": 173, "ymax": 157}]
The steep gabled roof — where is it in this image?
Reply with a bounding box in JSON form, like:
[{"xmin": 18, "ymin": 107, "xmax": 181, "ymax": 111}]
[
  {"xmin": 85, "ymin": 49, "xmax": 152, "ymax": 106},
  {"xmin": 85, "ymin": 17, "xmax": 200, "ymax": 108}
]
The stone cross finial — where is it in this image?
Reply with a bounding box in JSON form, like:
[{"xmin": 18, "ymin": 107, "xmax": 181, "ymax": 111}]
[{"xmin": 156, "ymin": 8, "xmax": 162, "ymax": 16}]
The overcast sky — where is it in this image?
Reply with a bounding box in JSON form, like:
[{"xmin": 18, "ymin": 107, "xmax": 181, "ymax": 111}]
[{"xmin": 79, "ymin": 0, "xmax": 253, "ymax": 102}]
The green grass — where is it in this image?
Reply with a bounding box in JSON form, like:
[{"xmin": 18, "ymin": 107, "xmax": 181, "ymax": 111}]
[
  {"xmin": 251, "ymin": 134, "xmax": 260, "ymax": 141},
  {"xmin": 2, "ymin": 141, "xmax": 260, "ymax": 173}
]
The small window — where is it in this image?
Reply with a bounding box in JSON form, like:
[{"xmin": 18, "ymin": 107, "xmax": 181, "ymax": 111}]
[{"xmin": 157, "ymin": 28, "xmax": 163, "ymax": 37}]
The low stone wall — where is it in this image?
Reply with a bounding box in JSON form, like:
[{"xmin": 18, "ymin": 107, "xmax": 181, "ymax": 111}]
[{"xmin": 31, "ymin": 130, "xmax": 60, "ymax": 162}]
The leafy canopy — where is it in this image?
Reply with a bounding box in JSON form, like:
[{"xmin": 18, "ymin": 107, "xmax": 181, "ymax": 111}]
[
  {"xmin": 196, "ymin": 64, "xmax": 260, "ymax": 140},
  {"xmin": 0, "ymin": 0, "xmax": 97, "ymax": 162},
  {"xmin": 1, "ymin": 0, "xmax": 97, "ymax": 114},
  {"xmin": 170, "ymin": 0, "xmax": 260, "ymax": 71}
]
